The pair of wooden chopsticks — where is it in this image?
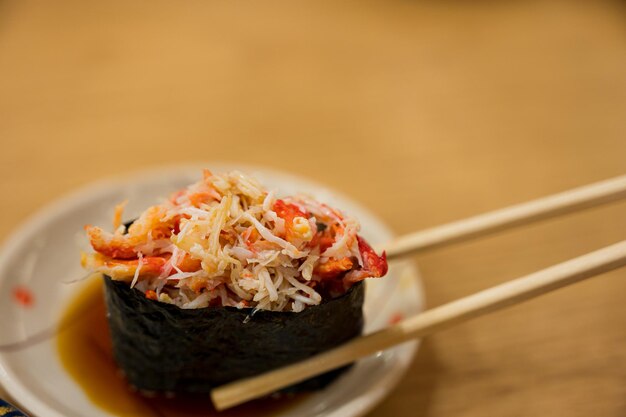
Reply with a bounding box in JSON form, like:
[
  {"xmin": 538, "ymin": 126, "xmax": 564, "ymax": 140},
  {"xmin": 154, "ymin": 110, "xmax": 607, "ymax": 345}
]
[{"xmin": 212, "ymin": 174, "xmax": 626, "ymax": 410}]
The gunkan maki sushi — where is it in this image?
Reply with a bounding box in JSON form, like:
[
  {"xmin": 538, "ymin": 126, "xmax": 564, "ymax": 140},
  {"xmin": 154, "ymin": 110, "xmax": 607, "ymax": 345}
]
[{"xmin": 81, "ymin": 169, "xmax": 388, "ymax": 394}]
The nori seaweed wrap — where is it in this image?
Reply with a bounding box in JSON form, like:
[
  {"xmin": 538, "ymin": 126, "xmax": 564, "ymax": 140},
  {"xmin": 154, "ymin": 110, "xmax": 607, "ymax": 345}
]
[
  {"xmin": 82, "ymin": 169, "xmax": 388, "ymax": 396},
  {"xmin": 104, "ymin": 276, "xmax": 364, "ymax": 393}
]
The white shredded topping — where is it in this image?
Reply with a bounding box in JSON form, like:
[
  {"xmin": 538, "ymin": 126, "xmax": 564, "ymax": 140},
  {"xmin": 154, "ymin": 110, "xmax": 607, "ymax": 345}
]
[
  {"xmin": 82, "ymin": 170, "xmax": 372, "ymax": 312},
  {"xmin": 130, "ymin": 252, "xmax": 144, "ymax": 289}
]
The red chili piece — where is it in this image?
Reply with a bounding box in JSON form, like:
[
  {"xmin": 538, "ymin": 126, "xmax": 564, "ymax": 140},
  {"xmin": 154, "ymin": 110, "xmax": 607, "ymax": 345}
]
[
  {"xmin": 357, "ymin": 235, "xmax": 388, "ymax": 278},
  {"xmin": 13, "ymin": 286, "xmax": 34, "ymax": 308},
  {"xmin": 273, "ymin": 200, "xmax": 308, "ymax": 241},
  {"xmin": 388, "ymin": 312, "xmax": 404, "ymax": 325}
]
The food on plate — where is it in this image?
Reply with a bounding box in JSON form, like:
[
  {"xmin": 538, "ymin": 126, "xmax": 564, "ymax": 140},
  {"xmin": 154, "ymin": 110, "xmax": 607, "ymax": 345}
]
[{"xmin": 81, "ymin": 169, "xmax": 388, "ymax": 393}]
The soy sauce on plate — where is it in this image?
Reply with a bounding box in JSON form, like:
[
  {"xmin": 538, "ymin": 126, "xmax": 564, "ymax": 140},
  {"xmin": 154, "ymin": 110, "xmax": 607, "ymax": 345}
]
[{"xmin": 57, "ymin": 278, "xmax": 305, "ymax": 417}]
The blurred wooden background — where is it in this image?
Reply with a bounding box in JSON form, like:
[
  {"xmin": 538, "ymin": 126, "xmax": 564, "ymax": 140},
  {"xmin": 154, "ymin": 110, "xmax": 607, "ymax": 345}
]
[{"xmin": 1, "ymin": 0, "xmax": 625, "ymax": 416}]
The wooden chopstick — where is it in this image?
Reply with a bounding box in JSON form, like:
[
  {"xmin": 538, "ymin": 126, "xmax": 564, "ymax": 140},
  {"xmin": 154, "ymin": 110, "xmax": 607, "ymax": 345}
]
[
  {"xmin": 211, "ymin": 240, "xmax": 626, "ymax": 410},
  {"xmin": 381, "ymin": 174, "xmax": 626, "ymax": 260}
]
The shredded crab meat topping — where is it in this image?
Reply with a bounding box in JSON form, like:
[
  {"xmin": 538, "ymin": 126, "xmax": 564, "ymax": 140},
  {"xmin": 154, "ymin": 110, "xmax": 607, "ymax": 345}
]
[{"xmin": 81, "ymin": 169, "xmax": 387, "ymax": 312}]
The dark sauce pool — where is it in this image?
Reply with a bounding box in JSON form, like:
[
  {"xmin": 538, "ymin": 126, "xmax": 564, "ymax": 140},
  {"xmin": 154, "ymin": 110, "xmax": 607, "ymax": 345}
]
[{"xmin": 56, "ymin": 278, "xmax": 306, "ymax": 417}]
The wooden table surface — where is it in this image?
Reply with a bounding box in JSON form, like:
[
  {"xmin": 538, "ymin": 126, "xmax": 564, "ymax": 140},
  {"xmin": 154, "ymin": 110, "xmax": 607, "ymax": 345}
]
[{"xmin": 1, "ymin": 0, "xmax": 625, "ymax": 416}]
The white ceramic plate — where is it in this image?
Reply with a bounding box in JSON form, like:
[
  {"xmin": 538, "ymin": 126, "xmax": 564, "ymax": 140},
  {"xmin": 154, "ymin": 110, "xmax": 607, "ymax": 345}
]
[{"xmin": 0, "ymin": 164, "xmax": 424, "ymax": 417}]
